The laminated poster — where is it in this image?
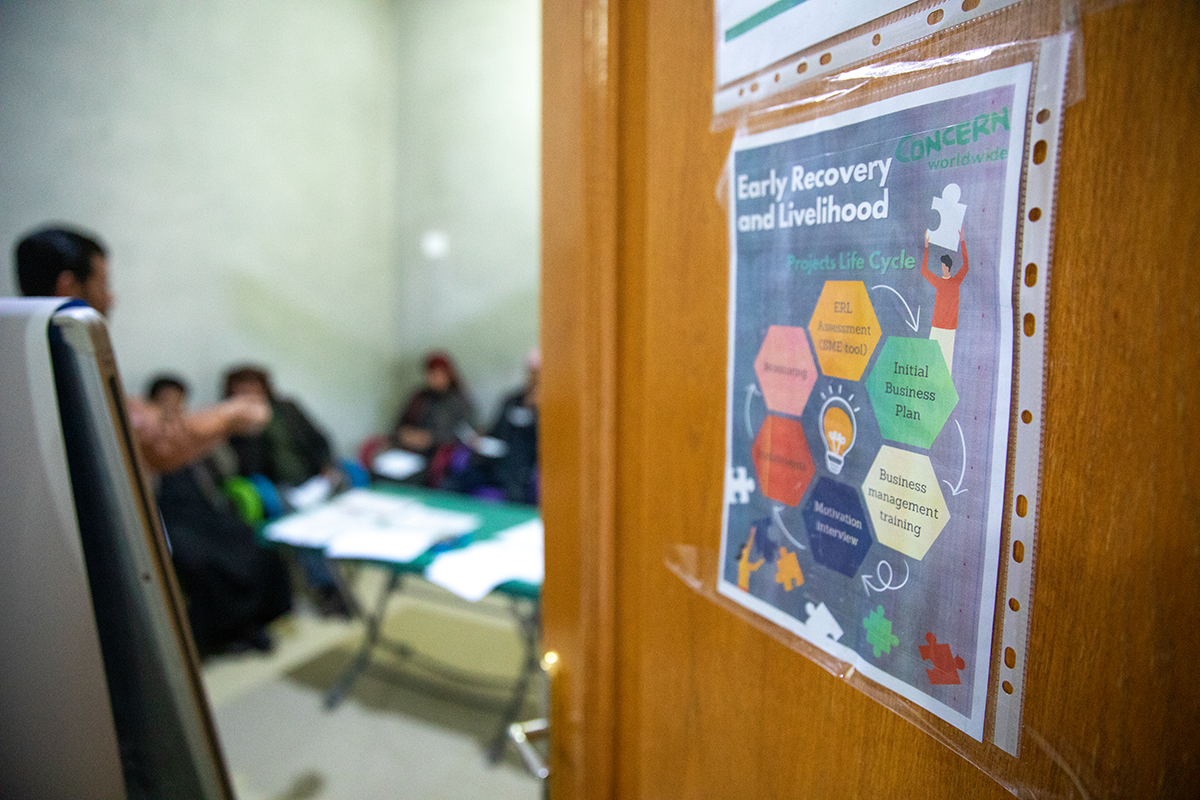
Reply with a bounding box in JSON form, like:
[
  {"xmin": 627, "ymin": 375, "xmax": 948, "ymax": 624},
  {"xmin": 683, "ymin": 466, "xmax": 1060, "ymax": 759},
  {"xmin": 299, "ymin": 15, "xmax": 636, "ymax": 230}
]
[
  {"xmin": 715, "ymin": 0, "xmax": 910, "ymax": 87},
  {"xmin": 719, "ymin": 64, "xmax": 1031, "ymax": 740}
]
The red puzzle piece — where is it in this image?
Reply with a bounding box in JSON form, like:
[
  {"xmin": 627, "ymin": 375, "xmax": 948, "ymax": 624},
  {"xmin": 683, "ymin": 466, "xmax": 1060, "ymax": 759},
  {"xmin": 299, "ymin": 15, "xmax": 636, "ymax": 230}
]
[{"xmin": 919, "ymin": 632, "xmax": 965, "ymax": 685}]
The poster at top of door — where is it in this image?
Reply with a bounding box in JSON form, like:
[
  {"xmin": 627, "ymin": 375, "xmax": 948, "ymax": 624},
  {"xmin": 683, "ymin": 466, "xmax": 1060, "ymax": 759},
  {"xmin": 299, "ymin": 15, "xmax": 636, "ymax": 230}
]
[
  {"xmin": 718, "ymin": 64, "xmax": 1031, "ymax": 740},
  {"xmin": 715, "ymin": 0, "xmax": 911, "ymax": 87}
]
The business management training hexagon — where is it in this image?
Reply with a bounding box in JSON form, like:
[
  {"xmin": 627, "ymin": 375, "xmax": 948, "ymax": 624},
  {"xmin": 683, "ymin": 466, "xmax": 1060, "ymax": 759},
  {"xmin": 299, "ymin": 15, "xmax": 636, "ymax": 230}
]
[{"xmin": 862, "ymin": 445, "xmax": 950, "ymax": 560}]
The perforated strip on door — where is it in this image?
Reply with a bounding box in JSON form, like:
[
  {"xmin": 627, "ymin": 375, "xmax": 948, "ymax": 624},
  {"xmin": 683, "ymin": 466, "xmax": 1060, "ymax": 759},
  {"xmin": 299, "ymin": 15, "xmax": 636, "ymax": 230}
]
[{"xmin": 989, "ymin": 30, "xmax": 1070, "ymax": 758}]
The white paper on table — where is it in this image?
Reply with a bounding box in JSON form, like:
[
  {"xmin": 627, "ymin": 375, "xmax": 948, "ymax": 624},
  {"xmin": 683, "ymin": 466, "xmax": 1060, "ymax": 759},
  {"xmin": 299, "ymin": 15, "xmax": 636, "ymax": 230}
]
[
  {"xmin": 372, "ymin": 449, "xmax": 426, "ymax": 480},
  {"xmin": 397, "ymin": 505, "xmax": 481, "ymax": 537},
  {"xmin": 265, "ymin": 489, "xmax": 481, "ymax": 555},
  {"xmin": 285, "ymin": 474, "xmax": 334, "ymax": 510},
  {"xmin": 324, "ymin": 526, "xmax": 449, "ymax": 563},
  {"xmin": 425, "ymin": 519, "xmax": 544, "ymax": 602},
  {"xmin": 319, "ymin": 489, "xmax": 480, "ymax": 537},
  {"xmin": 493, "ymin": 518, "xmax": 543, "ymax": 548},
  {"xmin": 333, "ymin": 488, "xmax": 417, "ymax": 516},
  {"xmin": 264, "ymin": 505, "xmax": 360, "ymax": 548}
]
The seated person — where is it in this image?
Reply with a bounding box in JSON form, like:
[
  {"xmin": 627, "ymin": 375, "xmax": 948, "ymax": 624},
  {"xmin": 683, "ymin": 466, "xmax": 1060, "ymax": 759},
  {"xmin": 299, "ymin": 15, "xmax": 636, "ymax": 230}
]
[
  {"xmin": 388, "ymin": 351, "xmax": 476, "ymax": 487},
  {"xmin": 445, "ymin": 349, "xmax": 540, "ymax": 503},
  {"xmin": 13, "ymin": 225, "xmax": 270, "ymax": 473},
  {"xmin": 223, "ymin": 365, "xmax": 343, "ymax": 496},
  {"xmin": 148, "ymin": 375, "xmax": 292, "ymax": 657},
  {"xmin": 221, "ymin": 365, "xmax": 354, "ymax": 617}
]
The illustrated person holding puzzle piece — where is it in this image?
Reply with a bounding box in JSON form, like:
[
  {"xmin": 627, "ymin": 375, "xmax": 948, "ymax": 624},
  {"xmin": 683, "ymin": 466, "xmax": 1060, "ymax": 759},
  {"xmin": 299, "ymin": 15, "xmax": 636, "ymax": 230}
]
[
  {"xmin": 921, "ymin": 183, "xmax": 970, "ymax": 375},
  {"xmin": 921, "ymin": 225, "xmax": 969, "ymax": 375}
]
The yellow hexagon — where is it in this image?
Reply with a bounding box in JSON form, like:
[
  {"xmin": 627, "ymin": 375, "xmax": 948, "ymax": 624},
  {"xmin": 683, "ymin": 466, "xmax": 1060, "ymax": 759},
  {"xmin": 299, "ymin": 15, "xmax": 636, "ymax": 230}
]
[
  {"xmin": 862, "ymin": 445, "xmax": 949, "ymax": 561},
  {"xmin": 808, "ymin": 281, "xmax": 881, "ymax": 381}
]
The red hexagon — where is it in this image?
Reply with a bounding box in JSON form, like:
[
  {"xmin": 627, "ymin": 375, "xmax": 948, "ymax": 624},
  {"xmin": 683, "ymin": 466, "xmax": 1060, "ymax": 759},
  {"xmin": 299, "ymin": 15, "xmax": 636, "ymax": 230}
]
[
  {"xmin": 754, "ymin": 325, "xmax": 818, "ymax": 417},
  {"xmin": 752, "ymin": 414, "xmax": 816, "ymax": 507}
]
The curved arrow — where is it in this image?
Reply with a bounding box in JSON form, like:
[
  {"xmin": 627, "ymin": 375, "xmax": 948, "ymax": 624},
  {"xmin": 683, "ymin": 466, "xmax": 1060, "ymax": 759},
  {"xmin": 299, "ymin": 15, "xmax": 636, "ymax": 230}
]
[
  {"xmin": 772, "ymin": 505, "xmax": 806, "ymax": 550},
  {"xmin": 744, "ymin": 384, "xmax": 761, "ymax": 438},
  {"xmin": 870, "ymin": 284, "xmax": 921, "ymax": 332},
  {"xmin": 941, "ymin": 419, "xmax": 968, "ymax": 496},
  {"xmin": 862, "ymin": 559, "xmax": 910, "ymax": 596}
]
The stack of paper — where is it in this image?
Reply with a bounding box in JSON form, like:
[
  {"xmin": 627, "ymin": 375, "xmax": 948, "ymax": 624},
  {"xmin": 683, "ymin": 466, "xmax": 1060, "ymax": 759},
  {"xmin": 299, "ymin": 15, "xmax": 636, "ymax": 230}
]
[
  {"xmin": 284, "ymin": 474, "xmax": 335, "ymax": 510},
  {"xmin": 425, "ymin": 519, "xmax": 544, "ymax": 601},
  {"xmin": 263, "ymin": 504, "xmax": 366, "ymax": 549},
  {"xmin": 371, "ymin": 449, "xmax": 426, "ymax": 480},
  {"xmin": 265, "ymin": 489, "xmax": 482, "ymax": 563}
]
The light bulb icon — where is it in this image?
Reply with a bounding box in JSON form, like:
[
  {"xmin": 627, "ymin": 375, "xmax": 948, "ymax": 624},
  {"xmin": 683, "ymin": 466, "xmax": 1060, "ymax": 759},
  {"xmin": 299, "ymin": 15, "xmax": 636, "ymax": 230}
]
[{"xmin": 819, "ymin": 386, "xmax": 859, "ymax": 475}]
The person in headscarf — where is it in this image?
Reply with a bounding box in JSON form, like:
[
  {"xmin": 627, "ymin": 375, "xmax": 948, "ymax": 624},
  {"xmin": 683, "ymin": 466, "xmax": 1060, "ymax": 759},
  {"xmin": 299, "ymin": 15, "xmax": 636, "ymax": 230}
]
[{"xmin": 389, "ymin": 351, "xmax": 476, "ymax": 486}]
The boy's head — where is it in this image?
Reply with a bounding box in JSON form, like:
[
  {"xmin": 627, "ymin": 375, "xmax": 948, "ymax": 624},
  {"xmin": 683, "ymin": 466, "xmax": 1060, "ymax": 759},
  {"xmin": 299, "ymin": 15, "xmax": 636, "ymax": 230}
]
[
  {"xmin": 147, "ymin": 374, "xmax": 189, "ymax": 418},
  {"xmin": 15, "ymin": 226, "xmax": 113, "ymax": 315}
]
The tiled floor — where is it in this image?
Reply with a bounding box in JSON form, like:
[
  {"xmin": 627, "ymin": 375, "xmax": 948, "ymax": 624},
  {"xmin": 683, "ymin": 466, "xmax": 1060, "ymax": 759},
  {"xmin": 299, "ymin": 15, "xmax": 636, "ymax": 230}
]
[{"xmin": 201, "ymin": 568, "xmax": 544, "ymax": 800}]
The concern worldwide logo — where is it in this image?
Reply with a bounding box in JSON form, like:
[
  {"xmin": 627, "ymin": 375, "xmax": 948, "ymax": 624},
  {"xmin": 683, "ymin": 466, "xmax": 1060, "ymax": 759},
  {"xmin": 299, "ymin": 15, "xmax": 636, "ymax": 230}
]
[{"xmin": 894, "ymin": 106, "xmax": 1012, "ymax": 170}]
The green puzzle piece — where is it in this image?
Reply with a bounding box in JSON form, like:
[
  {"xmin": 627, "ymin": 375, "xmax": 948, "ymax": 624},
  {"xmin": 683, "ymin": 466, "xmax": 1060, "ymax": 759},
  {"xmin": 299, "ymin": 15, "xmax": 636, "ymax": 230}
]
[{"xmin": 862, "ymin": 605, "xmax": 900, "ymax": 657}]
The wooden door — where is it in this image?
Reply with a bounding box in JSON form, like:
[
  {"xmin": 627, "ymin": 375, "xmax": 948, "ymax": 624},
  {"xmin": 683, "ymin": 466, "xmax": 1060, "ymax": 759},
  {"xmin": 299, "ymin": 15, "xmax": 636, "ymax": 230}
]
[{"xmin": 540, "ymin": 2, "xmax": 1200, "ymax": 798}]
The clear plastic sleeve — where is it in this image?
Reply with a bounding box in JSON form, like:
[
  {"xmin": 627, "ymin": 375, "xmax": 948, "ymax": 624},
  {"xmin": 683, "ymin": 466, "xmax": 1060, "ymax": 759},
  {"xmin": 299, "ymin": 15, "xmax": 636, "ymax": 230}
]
[{"xmin": 671, "ymin": 2, "xmax": 1087, "ymax": 795}]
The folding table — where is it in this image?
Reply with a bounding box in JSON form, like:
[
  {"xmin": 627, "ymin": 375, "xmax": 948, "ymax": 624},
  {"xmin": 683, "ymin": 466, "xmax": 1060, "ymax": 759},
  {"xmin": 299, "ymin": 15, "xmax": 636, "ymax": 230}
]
[{"xmin": 263, "ymin": 484, "xmax": 542, "ymax": 762}]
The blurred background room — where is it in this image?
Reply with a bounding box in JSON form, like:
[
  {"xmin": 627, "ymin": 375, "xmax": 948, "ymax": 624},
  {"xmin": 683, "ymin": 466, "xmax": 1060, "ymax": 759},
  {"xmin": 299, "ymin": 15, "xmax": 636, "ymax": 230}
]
[{"xmin": 0, "ymin": 1, "xmax": 543, "ymax": 798}]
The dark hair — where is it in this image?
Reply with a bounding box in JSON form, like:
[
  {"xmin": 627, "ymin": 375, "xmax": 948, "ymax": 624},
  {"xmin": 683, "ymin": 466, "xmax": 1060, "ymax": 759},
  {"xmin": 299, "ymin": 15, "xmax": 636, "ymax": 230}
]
[
  {"xmin": 222, "ymin": 364, "xmax": 275, "ymax": 402},
  {"xmin": 940, "ymin": 254, "xmax": 954, "ymax": 268},
  {"xmin": 14, "ymin": 226, "xmax": 106, "ymax": 297},
  {"xmin": 146, "ymin": 374, "xmax": 189, "ymax": 402}
]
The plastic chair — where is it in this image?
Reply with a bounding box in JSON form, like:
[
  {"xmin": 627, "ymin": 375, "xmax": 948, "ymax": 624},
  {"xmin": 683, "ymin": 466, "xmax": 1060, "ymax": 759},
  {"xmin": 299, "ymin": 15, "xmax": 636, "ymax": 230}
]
[
  {"xmin": 339, "ymin": 458, "xmax": 370, "ymax": 488},
  {"xmin": 221, "ymin": 476, "xmax": 265, "ymax": 525},
  {"xmin": 357, "ymin": 434, "xmax": 390, "ymax": 471}
]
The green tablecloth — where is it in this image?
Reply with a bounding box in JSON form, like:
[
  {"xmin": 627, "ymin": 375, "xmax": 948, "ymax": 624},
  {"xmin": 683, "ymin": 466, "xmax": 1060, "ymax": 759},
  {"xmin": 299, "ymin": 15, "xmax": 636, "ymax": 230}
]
[{"xmin": 267, "ymin": 483, "xmax": 541, "ymax": 599}]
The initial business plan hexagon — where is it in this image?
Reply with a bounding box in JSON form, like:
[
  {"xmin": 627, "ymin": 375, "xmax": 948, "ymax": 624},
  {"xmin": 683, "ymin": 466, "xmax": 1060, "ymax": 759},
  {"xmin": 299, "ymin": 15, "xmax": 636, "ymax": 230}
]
[{"xmin": 865, "ymin": 336, "xmax": 958, "ymax": 449}]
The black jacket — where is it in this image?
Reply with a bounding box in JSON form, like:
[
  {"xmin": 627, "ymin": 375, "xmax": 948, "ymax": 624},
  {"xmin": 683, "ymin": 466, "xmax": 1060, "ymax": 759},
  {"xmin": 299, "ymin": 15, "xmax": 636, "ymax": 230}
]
[{"xmin": 229, "ymin": 398, "xmax": 333, "ymax": 485}]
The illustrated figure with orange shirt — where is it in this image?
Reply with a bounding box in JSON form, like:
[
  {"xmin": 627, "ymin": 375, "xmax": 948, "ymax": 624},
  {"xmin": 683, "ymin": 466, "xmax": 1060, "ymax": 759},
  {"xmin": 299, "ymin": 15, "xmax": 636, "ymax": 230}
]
[{"xmin": 921, "ymin": 227, "xmax": 969, "ymax": 375}]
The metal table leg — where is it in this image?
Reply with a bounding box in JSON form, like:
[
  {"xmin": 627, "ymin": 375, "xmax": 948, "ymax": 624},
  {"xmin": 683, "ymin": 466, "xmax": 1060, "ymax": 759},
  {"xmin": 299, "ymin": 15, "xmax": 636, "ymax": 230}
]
[
  {"xmin": 486, "ymin": 596, "xmax": 542, "ymax": 762},
  {"xmin": 323, "ymin": 570, "xmax": 401, "ymax": 709},
  {"xmin": 508, "ymin": 717, "xmax": 550, "ymax": 781}
]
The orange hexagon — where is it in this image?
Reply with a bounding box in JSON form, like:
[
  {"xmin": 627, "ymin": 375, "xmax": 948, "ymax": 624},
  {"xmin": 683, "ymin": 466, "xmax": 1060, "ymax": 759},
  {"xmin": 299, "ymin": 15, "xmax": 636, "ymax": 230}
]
[
  {"xmin": 754, "ymin": 325, "xmax": 818, "ymax": 417},
  {"xmin": 751, "ymin": 414, "xmax": 816, "ymax": 507},
  {"xmin": 808, "ymin": 281, "xmax": 882, "ymax": 381}
]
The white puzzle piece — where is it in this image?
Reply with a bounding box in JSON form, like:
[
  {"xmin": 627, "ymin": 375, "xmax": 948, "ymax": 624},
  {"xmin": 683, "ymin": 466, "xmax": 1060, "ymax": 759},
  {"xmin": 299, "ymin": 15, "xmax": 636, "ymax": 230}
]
[
  {"xmin": 928, "ymin": 183, "xmax": 967, "ymax": 250},
  {"xmin": 804, "ymin": 601, "xmax": 844, "ymax": 642},
  {"xmin": 726, "ymin": 465, "xmax": 757, "ymax": 504}
]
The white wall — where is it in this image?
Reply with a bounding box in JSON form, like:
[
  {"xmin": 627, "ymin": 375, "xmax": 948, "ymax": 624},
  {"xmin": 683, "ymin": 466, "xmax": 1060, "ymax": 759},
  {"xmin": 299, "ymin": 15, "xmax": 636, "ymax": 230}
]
[{"xmin": 0, "ymin": 0, "xmax": 540, "ymax": 455}]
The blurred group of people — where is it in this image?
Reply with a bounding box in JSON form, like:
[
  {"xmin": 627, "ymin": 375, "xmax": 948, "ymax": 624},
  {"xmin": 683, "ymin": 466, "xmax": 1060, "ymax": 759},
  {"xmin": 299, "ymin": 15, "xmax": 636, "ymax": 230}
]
[
  {"xmin": 382, "ymin": 349, "xmax": 540, "ymax": 504},
  {"xmin": 146, "ymin": 366, "xmax": 357, "ymax": 656},
  {"xmin": 12, "ymin": 223, "xmax": 540, "ymax": 659},
  {"xmin": 147, "ymin": 350, "xmax": 540, "ymax": 656}
]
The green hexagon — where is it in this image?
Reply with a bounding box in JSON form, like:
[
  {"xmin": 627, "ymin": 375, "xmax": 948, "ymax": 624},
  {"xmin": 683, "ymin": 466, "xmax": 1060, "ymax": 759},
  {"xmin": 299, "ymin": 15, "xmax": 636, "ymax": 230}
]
[{"xmin": 865, "ymin": 337, "xmax": 958, "ymax": 449}]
